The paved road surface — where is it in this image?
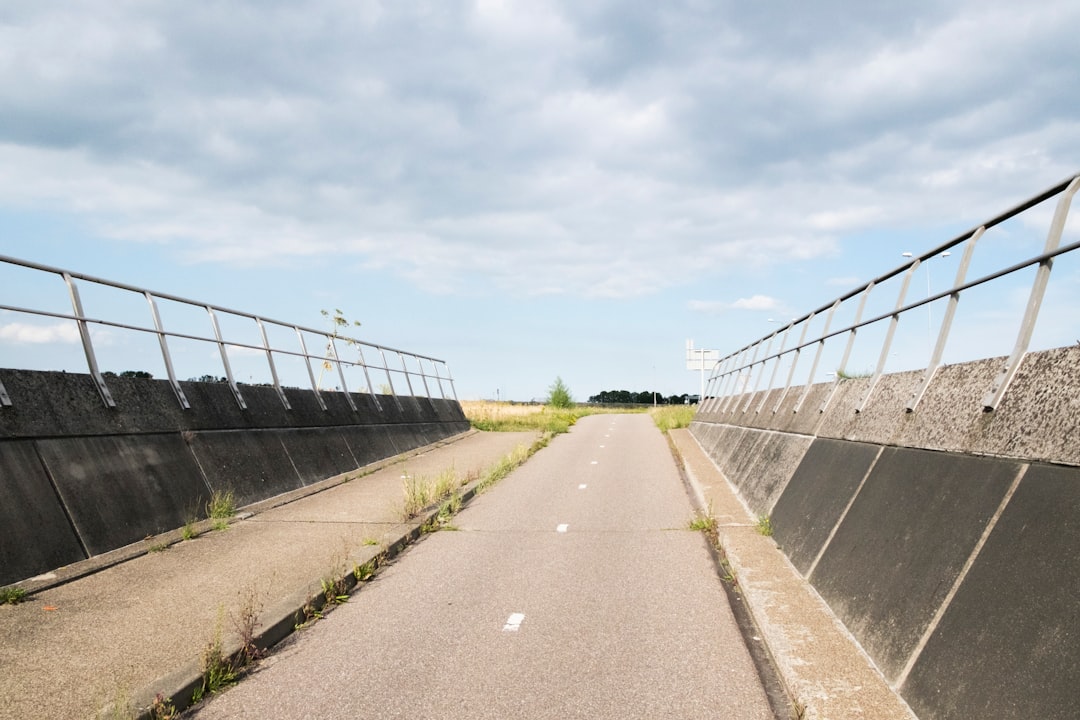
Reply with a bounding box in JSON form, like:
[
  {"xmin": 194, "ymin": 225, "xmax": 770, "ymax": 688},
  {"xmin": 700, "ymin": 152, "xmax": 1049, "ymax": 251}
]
[{"xmin": 194, "ymin": 414, "xmax": 775, "ymax": 719}]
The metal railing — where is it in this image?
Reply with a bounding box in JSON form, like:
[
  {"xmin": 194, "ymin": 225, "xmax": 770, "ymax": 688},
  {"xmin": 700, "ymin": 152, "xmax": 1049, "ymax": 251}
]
[
  {"xmin": 0, "ymin": 255, "xmax": 458, "ymax": 412},
  {"xmin": 700, "ymin": 171, "xmax": 1080, "ymax": 417}
]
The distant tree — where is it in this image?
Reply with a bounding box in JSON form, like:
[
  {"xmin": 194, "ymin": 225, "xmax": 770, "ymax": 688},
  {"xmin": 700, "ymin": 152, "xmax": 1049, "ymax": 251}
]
[
  {"xmin": 120, "ymin": 370, "xmax": 153, "ymax": 379},
  {"xmin": 547, "ymin": 376, "xmax": 574, "ymax": 408}
]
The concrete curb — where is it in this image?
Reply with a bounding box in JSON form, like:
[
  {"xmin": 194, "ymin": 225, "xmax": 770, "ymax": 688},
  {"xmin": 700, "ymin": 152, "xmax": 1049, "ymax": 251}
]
[
  {"xmin": 669, "ymin": 428, "xmax": 917, "ymax": 720},
  {"xmin": 116, "ymin": 432, "xmax": 505, "ymax": 720}
]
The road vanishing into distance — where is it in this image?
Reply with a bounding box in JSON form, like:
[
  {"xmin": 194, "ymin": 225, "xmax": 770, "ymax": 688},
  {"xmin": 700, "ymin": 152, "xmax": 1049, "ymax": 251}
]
[{"xmin": 193, "ymin": 414, "xmax": 777, "ymax": 719}]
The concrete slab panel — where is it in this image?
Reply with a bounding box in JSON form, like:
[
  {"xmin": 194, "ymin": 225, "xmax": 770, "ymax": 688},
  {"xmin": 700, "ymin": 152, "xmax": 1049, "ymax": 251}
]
[
  {"xmin": 770, "ymin": 439, "xmax": 881, "ymax": 575},
  {"xmin": 891, "ymin": 358, "xmax": 1000, "ymax": 455},
  {"xmin": 783, "ymin": 383, "xmax": 833, "ymax": 436},
  {"xmin": 277, "ymin": 429, "xmax": 358, "ymax": 485},
  {"xmin": 977, "ymin": 346, "xmax": 1080, "ymax": 466},
  {"xmin": 843, "ymin": 370, "xmax": 922, "ymax": 446},
  {"xmin": 728, "ymin": 429, "xmax": 770, "ymax": 492},
  {"xmin": 738, "ymin": 433, "xmax": 814, "ymax": 516},
  {"xmin": 814, "ymin": 376, "xmax": 871, "ymax": 440},
  {"xmin": 36, "ymin": 435, "xmax": 210, "ymax": 557},
  {"xmin": 901, "ymin": 463, "xmax": 1080, "ymax": 720},
  {"xmin": 0, "ymin": 440, "xmax": 87, "ymax": 585},
  {"xmin": 809, "ymin": 447, "xmax": 1020, "ymax": 681},
  {"xmin": 187, "ymin": 431, "xmax": 302, "ymax": 507},
  {"xmin": 340, "ymin": 425, "xmax": 401, "ymax": 468}
]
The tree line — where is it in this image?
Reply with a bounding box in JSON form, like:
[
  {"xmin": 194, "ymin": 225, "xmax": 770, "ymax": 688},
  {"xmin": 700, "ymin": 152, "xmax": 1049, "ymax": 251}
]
[{"xmin": 587, "ymin": 389, "xmax": 695, "ymax": 405}]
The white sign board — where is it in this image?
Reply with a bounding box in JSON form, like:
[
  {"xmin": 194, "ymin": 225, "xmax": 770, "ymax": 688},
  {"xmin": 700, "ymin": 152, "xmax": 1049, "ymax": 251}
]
[{"xmin": 685, "ymin": 339, "xmax": 719, "ymax": 370}]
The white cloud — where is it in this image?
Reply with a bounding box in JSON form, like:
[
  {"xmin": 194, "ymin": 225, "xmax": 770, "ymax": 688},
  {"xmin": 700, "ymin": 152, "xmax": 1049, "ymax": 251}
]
[
  {"xmin": 0, "ymin": 0, "xmax": 1076, "ymax": 300},
  {"xmin": 0, "ymin": 321, "xmax": 80, "ymax": 344},
  {"xmin": 689, "ymin": 295, "xmax": 783, "ymax": 314}
]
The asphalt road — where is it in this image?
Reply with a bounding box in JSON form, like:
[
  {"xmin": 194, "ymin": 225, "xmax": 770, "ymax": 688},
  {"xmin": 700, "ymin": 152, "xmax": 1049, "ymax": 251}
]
[{"xmin": 193, "ymin": 414, "xmax": 775, "ymax": 719}]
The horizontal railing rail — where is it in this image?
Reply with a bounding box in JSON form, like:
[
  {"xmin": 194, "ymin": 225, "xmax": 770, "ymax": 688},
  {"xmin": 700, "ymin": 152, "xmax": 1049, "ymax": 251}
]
[
  {"xmin": 699, "ymin": 171, "xmax": 1080, "ymax": 418},
  {"xmin": 0, "ymin": 255, "xmax": 458, "ymax": 412}
]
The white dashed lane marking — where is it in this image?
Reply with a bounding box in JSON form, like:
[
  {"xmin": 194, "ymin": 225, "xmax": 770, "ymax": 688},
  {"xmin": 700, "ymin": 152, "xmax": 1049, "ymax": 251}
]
[
  {"xmin": 578, "ymin": 484, "xmax": 587, "ymax": 490},
  {"xmin": 556, "ymin": 524, "xmax": 569, "ymax": 533},
  {"xmin": 503, "ymin": 613, "xmax": 525, "ymax": 632}
]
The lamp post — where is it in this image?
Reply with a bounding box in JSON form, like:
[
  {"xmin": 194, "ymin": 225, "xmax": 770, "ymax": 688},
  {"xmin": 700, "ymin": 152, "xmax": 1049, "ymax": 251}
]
[{"xmin": 902, "ymin": 251, "xmax": 951, "ymax": 360}]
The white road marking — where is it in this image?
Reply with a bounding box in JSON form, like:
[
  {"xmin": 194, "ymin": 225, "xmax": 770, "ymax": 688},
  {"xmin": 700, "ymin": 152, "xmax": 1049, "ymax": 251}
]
[
  {"xmin": 503, "ymin": 613, "xmax": 525, "ymax": 632},
  {"xmin": 579, "ymin": 484, "xmax": 587, "ymax": 490},
  {"xmin": 590, "ymin": 460, "xmax": 598, "ymax": 465},
  {"xmin": 600, "ymin": 444, "xmax": 605, "ymax": 448},
  {"xmin": 557, "ymin": 524, "xmax": 569, "ymax": 533}
]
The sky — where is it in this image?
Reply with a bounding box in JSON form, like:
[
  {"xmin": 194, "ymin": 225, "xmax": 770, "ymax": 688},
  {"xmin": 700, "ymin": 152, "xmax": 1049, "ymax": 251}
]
[{"xmin": 1, "ymin": 0, "xmax": 1079, "ymax": 402}]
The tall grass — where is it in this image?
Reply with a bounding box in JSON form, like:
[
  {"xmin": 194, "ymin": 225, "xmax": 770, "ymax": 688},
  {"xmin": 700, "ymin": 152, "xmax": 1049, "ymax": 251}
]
[
  {"xmin": 649, "ymin": 405, "xmax": 696, "ymax": 433},
  {"xmin": 461, "ymin": 401, "xmax": 638, "ymax": 433}
]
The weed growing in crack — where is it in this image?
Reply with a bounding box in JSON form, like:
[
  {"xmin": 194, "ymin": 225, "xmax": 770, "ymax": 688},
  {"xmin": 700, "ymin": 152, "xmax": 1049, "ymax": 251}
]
[
  {"xmin": 353, "ymin": 557, "xmax": 379, "ymax": 582},
  {"xmin": 206, "ymin": 489, "xmax": 236, "ymax": 530},
  {"xmin": 192, "ymin": 607, "xmax": 237, "ymax": 703},
  {"xmin": 231, "ymin": 584, "xmax": 264, "ymax": 668},
  {"xmin": 149, "ymin": 693, "xmax": 178, "ymax": 720},
  {"xmin": 1, "ymin": 586, "xmax": 27, "ymax": 605},
  {"xmin": 321, "ymin": 576, "xmax": 350, "ymax": 607},
  {"xmin": 756, "ymin": 515, "xmax": 774, "ymax": 537}
]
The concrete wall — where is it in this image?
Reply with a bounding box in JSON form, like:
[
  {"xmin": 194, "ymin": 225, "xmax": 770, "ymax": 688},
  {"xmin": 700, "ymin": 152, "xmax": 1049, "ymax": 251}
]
[
  {"xmin": 0, "ymin": 369, "xmax": 470, "ymax": 586},
  {"xmin": 691, "ymin": 345, "xmax": 1080, "ymax": 720}
]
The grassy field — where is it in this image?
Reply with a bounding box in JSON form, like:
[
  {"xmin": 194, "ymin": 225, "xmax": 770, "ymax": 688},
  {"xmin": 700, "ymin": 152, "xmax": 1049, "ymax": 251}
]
[{"xmin": 460, "ymin": 400, "xmax": 697, "ymax": 435}]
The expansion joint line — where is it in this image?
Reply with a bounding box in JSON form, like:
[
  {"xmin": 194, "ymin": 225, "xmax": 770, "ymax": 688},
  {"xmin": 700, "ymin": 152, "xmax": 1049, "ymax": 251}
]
[{"xmin": 894, "ymin": 463, "xmax": 1029, "ymax": 689}]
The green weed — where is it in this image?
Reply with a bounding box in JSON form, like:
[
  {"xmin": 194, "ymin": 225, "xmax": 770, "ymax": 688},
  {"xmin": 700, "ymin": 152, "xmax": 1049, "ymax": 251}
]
[
  {"xmin": 192, "ymin": 608, "xmax": 238, "ymax": 702},
  {"xmin": 1, "ymin": 586, "xmax": 27, "ymax": 605},
  {"xmin": 149, "ymin": 693, "xmax": 178, "ymax": 720},
  {"xmin": 206, "ymin": 489, "xmax": 236, "ymax": 531},
  {"xmin": 756, "ymin": 515, "xmax": 774, "ymax": 537}
]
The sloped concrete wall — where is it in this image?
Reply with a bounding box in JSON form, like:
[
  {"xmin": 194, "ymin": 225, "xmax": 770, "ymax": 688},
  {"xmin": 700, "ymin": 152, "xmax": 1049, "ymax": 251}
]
[
  {"xmin": 0, "ymin": 369, "xmax": 469, "ymax": 586},
  {"xmin": 691, "ymin": 345, "xmax": 1080, "ymax": 720}
]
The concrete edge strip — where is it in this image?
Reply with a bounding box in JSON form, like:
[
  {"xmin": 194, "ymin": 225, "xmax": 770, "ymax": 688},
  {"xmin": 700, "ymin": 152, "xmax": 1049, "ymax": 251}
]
[
  {"xmin": 115, "ymin": 430, "xmax": 529, "ymax": 720},
  {"xmin": 10, "ymin": 430, "xmax": 478, "ymax": 597},
  {"xmin": 669, "ymin": 428, "xmax": 918, "ymax": 720}
]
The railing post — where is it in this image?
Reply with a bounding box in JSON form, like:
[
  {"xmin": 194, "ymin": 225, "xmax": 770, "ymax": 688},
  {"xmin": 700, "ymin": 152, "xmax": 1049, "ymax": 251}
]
[
  {"xmin": 256, "ymin": 318, "xmax": 291, "ymax": 410},
  {"xmin": 820, "ymin": 283, "xmax": 874, "ymax": 414},
  {"xmin": 983, "ymin": 176, "xmax": 1080, "ymax": 410},
  {"xmin": 206, "ymin": 306, "xmax": 246, "ymax": 410},
  {"xmin": 417, "ymin": 357, "xmax": 434, "ymax": 398},
  {"xmin": 907, "ymin": 227, "xmax": 984, "ymax": 412},
  {"xmin": 857, "ymin": 264, "xmax": 917, "ymax": 413},
  {"xmin": 442, "ymin": 362, "xmax": 459, "ymax": 402},
  {"xmin": 794, "ymin": 299, "xmax": 840, "ymax": 413},
  {"xmin": 719, "ymin": 348, "xmax": 750, "ymax": 413},
  {"xmin": 333, "ymin": 338, "xmax": 360, "ymax": 411},
  {"xmin": 145, "ymin": 292, "xmax": 190, "ymax": 410},
  {"xmin": 64, "ymin": 272, "xmax": 116, "ymax": 408},
  {"xmin": 739, "ymin": 338, "xmax": 771, "ymax": 413},
  {"xmin": 772, "ymin": 315, "xmax": 814, "ymax": 413},
  {"xmin": 757, "ymin": 323, "xmax": 793, "ymax": 413},
  {"xmin": 0, "ymin": 377, "xmax": 11, "ymax": 407},
  {"xmin": 378, "ymin": 348, "xmax": 404, "ymax": 411},
  {"xmin": 398, "ymin": 352, "xmax": 416, "ymax": 398},
  {"xmin": 353, "ymin": 345, "xmax": 379, "ymax": 411},
  {"xmin": 433, "ymin": 361, "xmax": 449, "ymax": 400},
  {"xmin": 294, "ymin": 327, "xmax": 327, "ymax": 411}
]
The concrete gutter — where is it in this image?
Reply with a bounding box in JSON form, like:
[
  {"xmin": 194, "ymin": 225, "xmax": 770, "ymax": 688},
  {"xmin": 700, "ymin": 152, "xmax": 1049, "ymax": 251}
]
[{"xmin": 670, "ymin": 428, "xmax": 917, "ymax": 720}]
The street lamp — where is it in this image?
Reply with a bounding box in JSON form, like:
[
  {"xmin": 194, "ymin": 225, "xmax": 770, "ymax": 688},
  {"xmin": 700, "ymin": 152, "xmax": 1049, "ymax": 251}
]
[{"xmin": 902, "ymin": 251, "xmax": 952, "ymax": 360}]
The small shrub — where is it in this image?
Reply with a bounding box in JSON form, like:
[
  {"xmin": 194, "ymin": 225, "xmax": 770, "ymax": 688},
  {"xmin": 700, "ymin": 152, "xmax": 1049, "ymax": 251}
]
[
  {"xmin": 756, "ymin": 515, "xmax": 774, "ymax": 536},
  {"xmin": 547, "ymin": 376, "xmax": 574, "ymax": 409}
]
